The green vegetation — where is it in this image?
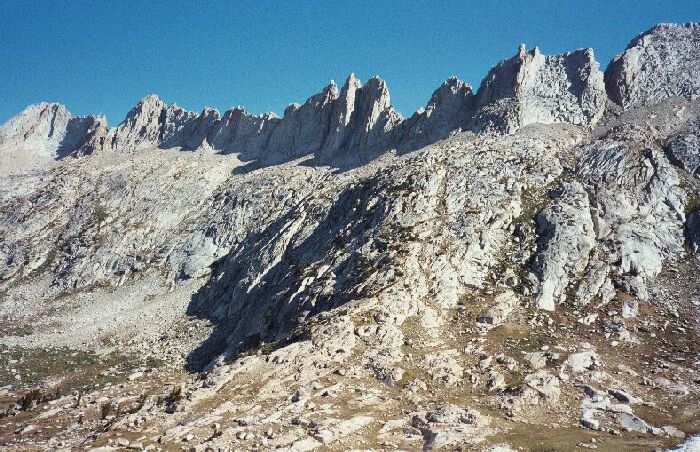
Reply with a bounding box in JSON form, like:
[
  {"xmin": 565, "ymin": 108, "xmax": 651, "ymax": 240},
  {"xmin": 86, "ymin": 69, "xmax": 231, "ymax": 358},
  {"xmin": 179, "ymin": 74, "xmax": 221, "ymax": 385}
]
[
  {"xmin": 0, "ymin": 345, "xmax": 165, "ymax": 402},
  {"xmin": 17, "ymin": 389, "xmax": 42, "ymax": 411},
  {"xmin": 258, "ymin": 340, "xmax": 283, "ymax": 355},
  {"xmin": 513, "ymin": 185, "xmax": 551, "ymax": 227},
  {"xmin": 164, "ymin": 385, "xmax": 182, "ymax": 405},
  {"xmin": 94, "ymin": 204, "xmax": 109, "ymax": 222},
  {"xmin": 685, "ymin": 196, "xmax": 700, "ymax": 214},
  {"xmin": 29, "ymin": 249, "xmax": 57, "ymax": 278},
  {"xmin": 6, "ymin": 386, "xmax": 62, "ymax": 414}
]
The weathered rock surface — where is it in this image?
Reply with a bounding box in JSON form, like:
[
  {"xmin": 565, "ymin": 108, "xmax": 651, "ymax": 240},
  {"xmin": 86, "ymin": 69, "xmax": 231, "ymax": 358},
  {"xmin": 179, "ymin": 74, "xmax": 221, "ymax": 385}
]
[
  {"xmin": 566, "ymin": 350, "xmax": 599, "ymax": 373},
  {"xmin": 101, "ymin": 75, "xmax": 403, "ymax": 164},
  {"xmin": 107, "ymin": 94, "xmax": 198, "ymax": 152},
  {"xmin": 472, "ymin": 45, "xmax": 606, "ymax": 133},
  {"xmin": 522, "ymin": 371, "xmax": 561, "ymax": 402},
  {"xmin": 605, "ymin": 23, "xmax": 700, "ymax": 109},
  {"xmin": 2, "ymin": 49, "xmax": 609, "ymax": 164},
  {"xmin": 399, "ymin": 76, "xmax": 474, "ymax": 149},
  {"xmin": 667, "ymin": 113, "xmax": 700, "ymax": 177},
  {"xmin": 575, "ymin": 126, "xmax": 686, "ymax": 301},
  {"xmin": 532, "ymin": 182, "xmax": 595, "ymax": 310},
  {"xmin": 476, "ymin": 291, "xmax": 518, "ymax": 327},
  {"xmin": 0, "ymin": 102, "xmax": 107, "ymax": 159},
  {"xmin": 412, "ymin": 405, "xmax": 487, "ymax": 450}
]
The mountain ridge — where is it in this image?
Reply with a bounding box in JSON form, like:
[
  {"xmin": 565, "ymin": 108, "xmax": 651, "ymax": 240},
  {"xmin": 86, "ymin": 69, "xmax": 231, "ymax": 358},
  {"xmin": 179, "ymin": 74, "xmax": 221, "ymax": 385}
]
[{"xmin": 3, "ymin": 23, "xmax": 698, "ymax": 166}]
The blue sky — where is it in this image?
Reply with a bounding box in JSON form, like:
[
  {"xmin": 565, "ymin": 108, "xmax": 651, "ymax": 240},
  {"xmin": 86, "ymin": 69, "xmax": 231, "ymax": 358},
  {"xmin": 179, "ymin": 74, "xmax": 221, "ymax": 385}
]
[{"xmin": 1, "ymin": 1, "xmax": 699, "ymax": 124}]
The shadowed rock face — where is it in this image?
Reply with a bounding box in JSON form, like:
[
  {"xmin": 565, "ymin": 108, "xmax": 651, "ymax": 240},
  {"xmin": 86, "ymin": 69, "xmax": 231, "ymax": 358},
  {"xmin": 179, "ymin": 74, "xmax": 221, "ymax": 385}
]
[
  {"xmin": 605, "ymin": 23, "xmax": 700, "ymax": 109},
  {"xmin": 667, "ymin": 113, "xmax": 700, "ymax": 178},
  {"xmin": 78, "ymin": 74, "xmax": 403, "ymax": 165},
  {"xmin": 688, "ymin": 209, "xmax": 700, "ymax": 257},
  {"xmin": 398, "ymin": 77, "xmax": 475, "ymax": 149},
  {"xmin": 106, "ymin": 94, "xmax": 199, "ymax": 152},
  {"xmin": 532, "ymin": 182, "xmax": 595, "ymax": 311}
]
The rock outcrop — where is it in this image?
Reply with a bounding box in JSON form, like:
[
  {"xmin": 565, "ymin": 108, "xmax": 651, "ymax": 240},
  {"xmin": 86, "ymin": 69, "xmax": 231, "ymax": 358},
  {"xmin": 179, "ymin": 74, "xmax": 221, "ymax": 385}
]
[
  {"xmin": 575, "ymin": 126, "xmax": 686, "ymax": 301},
  {"xmin": 605, "ymin": 23, "xmax": 700, "ymax": 109},
  {"xmin": 263, "ymin": 74, "xmax": 403, "ymax": 161},
  {"xmin": 207, "ymin": 107, "xmax": 279, "ymax": 156},
  {"xmin": 532, "ymin": 182, "xmax": 596, "ymax": 311},
  {"xmin": 106, "ymin": 94, "xmax": 198, "ymax": 152},
  {"xmin": 667, "ymin": 113, "xmax": 700, "ymax": 178},
  {"xmin": 340, "ymin": 75, "xmax": 403, "ymax": 158},
  {"xmin": 0, "ymin": 102, "xmax": 107, "ymax": 158},
  {"xmin": 83, "ymin": 75, "xmax": 403, "ymax": 163},
  {"xmin": 2, "ymin": 22, "xmax": 700, "ymax": 452},
  {"xmin": 1, "ymin": 47, "xmax": 614, "ymax": 163},
  {"xmin": 399, "ymin": 77, "xmax": 474, "ymax": 149},
  {"xmin": 471, "ymin": 45, "xmax": 606, "ymax": 133}
]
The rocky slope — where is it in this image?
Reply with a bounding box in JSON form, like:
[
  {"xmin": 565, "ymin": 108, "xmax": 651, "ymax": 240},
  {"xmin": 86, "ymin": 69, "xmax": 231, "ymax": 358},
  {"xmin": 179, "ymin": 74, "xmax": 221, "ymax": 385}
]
[{"xmin": 1, "ymin": 23, "xmax": 700, "ymax": 451}]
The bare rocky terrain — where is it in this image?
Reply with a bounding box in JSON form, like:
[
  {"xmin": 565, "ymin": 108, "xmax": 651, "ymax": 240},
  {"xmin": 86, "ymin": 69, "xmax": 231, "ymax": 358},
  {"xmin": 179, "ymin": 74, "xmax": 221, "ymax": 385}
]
[{"xmin": 1, "ymin": 23, "xmax": 699, "ymax": 451}]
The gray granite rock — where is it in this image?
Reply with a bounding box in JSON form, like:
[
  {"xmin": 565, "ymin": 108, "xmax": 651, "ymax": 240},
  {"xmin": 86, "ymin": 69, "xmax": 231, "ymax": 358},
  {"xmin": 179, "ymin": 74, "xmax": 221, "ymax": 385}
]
[
  {"xmin": 472, "ymin": 45, "xmax": 606, "ymax": 133},
  {"xmin": 605, "ymin": 23, "xmax": 700, "ymax": 109}
]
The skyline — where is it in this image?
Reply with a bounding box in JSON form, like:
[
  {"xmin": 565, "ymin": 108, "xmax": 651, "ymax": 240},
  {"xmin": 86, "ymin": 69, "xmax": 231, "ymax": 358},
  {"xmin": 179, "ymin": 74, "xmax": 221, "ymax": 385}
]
[{"xmin": 1, "ymin": 1, "xmax": 699, "ymax": 125}]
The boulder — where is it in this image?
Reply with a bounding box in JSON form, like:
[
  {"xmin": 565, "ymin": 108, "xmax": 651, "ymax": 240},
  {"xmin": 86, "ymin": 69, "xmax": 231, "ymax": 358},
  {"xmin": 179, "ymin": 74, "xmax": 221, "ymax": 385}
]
[
  {"xmin": 476, "ymin": 291, "xmax": 517, "ymax": 327},
  {"xmin": 566, "ymin": 350, "xmax": 599, "ymax": 373},
  {"xmin": 666, "ymin": 115, "xmax": 700, "ymax": 178}
]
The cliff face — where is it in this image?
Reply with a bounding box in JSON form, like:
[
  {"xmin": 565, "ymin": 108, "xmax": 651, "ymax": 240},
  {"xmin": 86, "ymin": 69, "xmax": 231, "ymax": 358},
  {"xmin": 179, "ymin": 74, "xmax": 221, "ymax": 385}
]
[
  {"xmin": 0, "ymin": 102, "xmax": 107, "ymax": 159},
  {"xmin": 472, "ymin": 45, "xmax": 606, "ymax": 133},
  {"xmin": 105, "ymin": 94, "xmax": 198, "ymax": 152}
]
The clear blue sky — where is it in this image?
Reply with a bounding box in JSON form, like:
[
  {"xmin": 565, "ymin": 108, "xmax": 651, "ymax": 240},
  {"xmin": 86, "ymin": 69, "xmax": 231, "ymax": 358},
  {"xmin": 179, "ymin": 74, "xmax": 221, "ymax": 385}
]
[{"xmin": 1, "ymin": 1, "xmax": 699, "ymax": 125}]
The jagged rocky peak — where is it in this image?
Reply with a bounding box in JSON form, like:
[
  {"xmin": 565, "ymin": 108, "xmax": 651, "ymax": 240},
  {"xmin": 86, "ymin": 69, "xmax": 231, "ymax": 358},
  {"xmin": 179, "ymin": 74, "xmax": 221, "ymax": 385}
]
[
  {"xmin": 356, "ymin": 76, "xmax": 401, "ymax": 129},
  {"xmin": 0, "ymin": 102, "xmax": 107, "ymax": 158},
  {"xmin": 401, "ymin": 76, "xmax": 475, "ymax": 148},
  {"xmin": 264, "ymin": 80, "xmax": 341, "ymax": 157},
  {"xmin": 472, "ymin": 44, "xmax": 606, "ymax": 133},
  {"xmin": 264, "ymin": 73, "xmax": 402, "ymax": 160},
  {"xmin": 6, "ymin": 22, "xmax": 700, "ymax": 163},
  {"xmin": 428, "ymin": 76, "xmax": 474, "ymax": 111},
  {"xmin": 70, "ymin": 115, "xmax": 110, "ymax": 156},
  {"xmin": 107, "ymin": 94, "xmax": 199, "ymax": 152},
  {"xmin": 338, "ymin": 72, "xmax": 362, "ymax": 116},
  {"xmin": 360, "ymin": 76, "xmax": 392, "ymax": 112},
  {"xmin": 208, "ymin": 106, "xmax": 279, "ymax": 155},
  {"xmin": 605, "ymin": 22, "xmax": 700, "ymax": 109},
  {"xmin": 322, "ymin": 73, "xmax": 362, "ymax": 154},
  {"xmin": 344, "ymin": 75, "xmax": 403, "ymax": 154}
]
